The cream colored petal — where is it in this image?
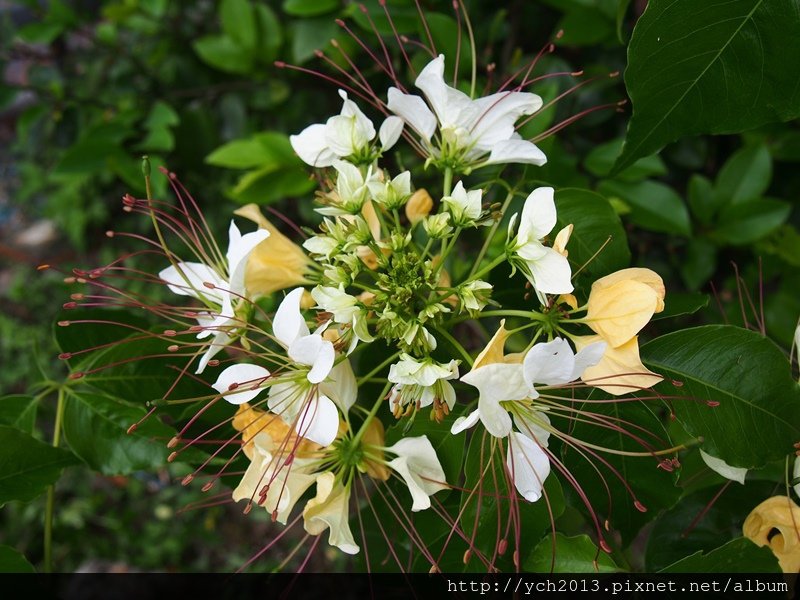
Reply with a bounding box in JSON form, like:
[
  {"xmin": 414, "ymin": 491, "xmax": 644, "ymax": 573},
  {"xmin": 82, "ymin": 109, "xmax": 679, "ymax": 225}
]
[
  {"xmin": 472, "ymin": 320, "xmax": 511, "ymax": 369},
  {"xmin": 405, "ymin": 189, "xmax": 434, "ymax": 225},
  {"xmin": 586, "ymin": 279, "xmax": 660, "ymax": 348},
  {"xmin": 575, "ymin": 335, "xmax": 663, "ymax": 396},
  {"xmin": 743, "ymin": 496, "xmax": 800, "ymax": 574},
  {"xmin": 303, "ymin": 472, "xmax": 360, "ymax": 555},
  {"xmin": 592, "ymin": 268, "xmax": 665, "ymax": 313}
]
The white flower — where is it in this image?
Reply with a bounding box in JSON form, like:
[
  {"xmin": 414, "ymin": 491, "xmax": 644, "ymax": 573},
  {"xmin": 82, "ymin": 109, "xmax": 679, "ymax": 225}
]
[
  {"xmin": 310, "ymin": 284, "xmax": 374, "ymax": 353},
  {"xmin": 317, "ymin": 160, "xmax": 378, "ymax": 216},
  {"xmin": 442, "ymin": 181, "xmax": 483, "ymax": 226},
  {"xmin": 367, "ymin": 170, "xmax": 411, "ymax": 209},
  {"xmin": 159, "ymin": 221, "xmax": 268, "ymax": 373},
  {"xmin": 522, "ymin": 337, "xmax": 606, "ymax": 399},
  {"xmin": 700, "ymin": 450, "xmax": 748, "ymax": 485},
  {"xmin": 385, "ymin": 436, "xmax": 448, "ymax": 511},
  {"xmin": 303, "ymin": 472, "xmax": 360, "ymax": 555},
  {"xmin": 212, "ymin": 363, "xmax": 271, "ymax": 405},
  {"xmin": 386, "ymin": 54, "xmax": 546, "ymax": 170},
  {"xmin": 387, "ymin": 354, "xmax": 459, "ymax": 416},
  {"xmin": 291, "ymin": 90, "xmax": 403, "ymax": 167},
  {"xmin": 509, "ymin": 187, "xmax": 573, "ymax": 303},
  {"xmin": 458, "ymin": 279, "xmax": 493, "ymax": 312}
]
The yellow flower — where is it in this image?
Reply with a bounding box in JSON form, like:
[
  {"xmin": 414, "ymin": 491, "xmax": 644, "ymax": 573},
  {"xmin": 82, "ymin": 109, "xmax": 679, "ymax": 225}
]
[
  {"xmin": 577, "ymin": 268, "xmax": 665, "ymax": 395},
  {"xmin": 303, "ymin": 472, "xmax": 360, "ymax": 555},
  {"xmin": 233, "ymin": 204, "xmax": 314, "ymax": 296},
  {"xmin": 405, "ymin": 188, "xmax": 433, "ymax": 224},
  {"xmin": 232, "ymin": 403, "xmax": 318, "ymax": 460},
  {"xmin": 743, "ymin": 496, "xmax": 800, "ymax": 573}
]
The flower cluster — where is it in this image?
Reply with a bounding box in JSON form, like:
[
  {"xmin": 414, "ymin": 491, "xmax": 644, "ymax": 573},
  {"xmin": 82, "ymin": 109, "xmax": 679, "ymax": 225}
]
[{"xmin": 60, "ymin": 15, "xmax": 675, "ymax": 572}]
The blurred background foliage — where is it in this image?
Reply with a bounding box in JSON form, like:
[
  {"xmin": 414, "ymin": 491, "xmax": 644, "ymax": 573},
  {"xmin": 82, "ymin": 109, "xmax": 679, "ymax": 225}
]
[{"xmin": 0, "ymin": 0, "xmax": 797, "ymax": 572}]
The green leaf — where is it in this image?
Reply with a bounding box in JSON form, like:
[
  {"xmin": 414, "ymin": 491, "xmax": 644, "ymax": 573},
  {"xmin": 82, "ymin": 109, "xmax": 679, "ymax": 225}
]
[
  {"xmin": 660, "ymin": 538, "xmax": 780, "ymax": 573},
  {"xmin": 615, "ymin": 0, "xmax": 800, "ymax": 172},
  {"xmin": 0, "ymin": 395, "xmax": 38, "ymax": 433},
  {"xmin": 526, "ymin": 533, "xmax": 620, "ymax": 572},
  {"xmin": 712, "ymin": 199, "xmax": 790, "ymax": 245},
  {"xmin": 62, "ymin": 391, "xmax": 175, "ymax": 475},
  {"xmin": 561, "ymin": 399, "xmax": 680, "ymax": 545},
  {"xmin": 193, "ymin": 35, "xmax": 253, "ymax": 74},
  {"xmin": 714, "ymin": 144, "xmax": 772, "ymax": 206},
  {"xmin": 687, "ymin": 174, "xmax": 716, "ymax": 224},
  {"xmin": 289, "ymin": 18, "xmax": 338, "ymax": 64},
  {"xmin": 616, "ymin": 0, "xmax": 633, "ymax": 42},
  {"xmin": 556, "ymin": 7, "xmax": 615, "ymax": 47},
  {"xmin": 221, "ymin": 0, "xmax": 256, "ymax": 49},
  {"xmin": 598, "ymin": 180, "xmax": 691, "ymax": 236},
  {"xmin": 554, "ymin": 188, "xmax": 631, "ymax": 278},
  {"xmin": 137, "ymin": 101, "xmax": 180, "ymax": 152},
  {"xmin": 679, "ymin": 238, "xmax": 717, "ymax": 291},
  {"xmin": 0, "ymin": 425, "xmax": 78, "ymax": 507},
  {"xmin": 645, "ymin": 480, "xmax": 780, "ymax": 571},
  {"xmin": 229, "ymin": 165, "xmax": 316, "ymax": 205},
  {"xmin": 585, "ymin": 139, "xmax": 666, "ymax": 182},
  {"xmin": 283, "ymin": 0, "xmax": 339, "ymax": 17},
  {"xmin": 206, "ymin": 132, "xmax": 298, "ymax": 170},
  {"xmin": 654, "ymin": 291, "xmax": 710, "ymax": 320},
  {"xmin": 642, "ymin": 325, "xmax": 800, "ymax": 468},
  {"xmin": 254, "ymin": 4, "xmax": 283, "ymax": 62},
  {"xmin": 0, "ymin": 545, "xmax": 35, "ymax": 573}
]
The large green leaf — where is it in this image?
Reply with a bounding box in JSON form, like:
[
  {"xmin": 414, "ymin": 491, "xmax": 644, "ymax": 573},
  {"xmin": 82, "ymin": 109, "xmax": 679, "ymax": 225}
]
[
  {"xmin": 554, "ymin": 188, "xmax": 631, "ymax": 279},
  {"xmin": 714, "ymin": 144, "xmax": 772, "ymax": 206},
  {"xmin": 615, "ymin": 0, "xmax": 800, "ymax": 172},
  {"xmin": 0, "ymin": 425, "xmax": 78, "ymax": 507},
  {"xmin": 0, "ymin": 545, "xmax": 35, "ymax": 573},
  {"xmin": 598, "ymin": 180, "xmax": 691, "ymax": 236},
  {"xmin": 0, "ymin": 395, "xmax": 38, "ymax": 433},
  {"xmin": 646, "ymin": 480, "xmax": 780, "ymax": 571},
  {"xmin": 642, "ymin": 325, "xmax": 800, "ymax": 468},
  {"xmin": 526, "ymin": 533, "xmax": 620, "ymax": 573},
  {"xmin": 62, "ymin": 391, "xmax": 175, "ymax": 475},
  {"xmin": 660, "ymin": 538, "xmax": 780, "ymax": 573},
  {"xmin": 560, "ymin": 398, "xmax": 680, "ymax": 546}
]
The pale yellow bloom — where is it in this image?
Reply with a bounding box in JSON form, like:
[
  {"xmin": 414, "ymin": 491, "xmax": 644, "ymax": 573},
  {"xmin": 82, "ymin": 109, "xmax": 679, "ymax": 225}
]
[
  {"xmin": 553, "ymin": 224, "xmax": 573, "ymax": 257},
  {"xmin": 303, "ymin": 472, "xmax": 360, "ymax": 555},
  {"xmin": 233, "ymin": 204, "xmax": 314, "ymax": 296},
  {"xmin": 405, "ymin": 188, "xmax": 434, "ymax": 224},
  {"xmin": 743, "ymin": 496, "xmax": 800, "ymax": 573},
  {"xmin": 574, "ymin": 335, "xmax": 662, "ymax": 395},
  {"xmin": 232, "ymin": 403, "xmax": 319, "ymax": 460}
]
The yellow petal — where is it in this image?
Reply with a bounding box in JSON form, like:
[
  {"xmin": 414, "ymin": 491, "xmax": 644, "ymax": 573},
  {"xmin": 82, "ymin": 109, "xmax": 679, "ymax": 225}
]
[
  {"xmin": 361, "ymin": 200, "xmax": 382, "ymax": 241},
  {"xmin": 586, "ymin": 279, "xmax": 660, "ymax": 348},
  {"xmin": 743, "ymin": 496, "xmax": 800, "ymax": 574},
  {"xmin": 303, "ymin": 472, "xmax": 360, "ymax": 554},
  {"xmin": 234, "ymin": 204, "xmax": 313, "ymax": 296},
  {"xmin": 232, "ymin": 403, "xmax": 318, "ymax": 459},
  {"xmin": 473, "ymin": 320, "xmax": 512, "ymax": 370},
  {"xmin": 592, "ymin": 268, "xmax": 665, "ymax": 312},
  {"xmin": 405, "ymin": 188, "xmax": 433, "ymax": 224},
  {"xmin": 360, "ymin": 419, "xmax": 391, "ymax": 481},
  {"xmin": 553, "ymin": 224, "xmax": 573, "ymax": 257},
  {"xmin": 574, "ymin": 335, "xmax": 663, "ymax": 395},
  {"xmin": 557, "ymin": 293, "xmax": 578, "ymax": 310}
]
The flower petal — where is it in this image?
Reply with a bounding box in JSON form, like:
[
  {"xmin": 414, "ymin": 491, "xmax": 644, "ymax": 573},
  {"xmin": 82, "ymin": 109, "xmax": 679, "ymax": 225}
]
[
  {"xmin": 379, "ymin": 115, "xmax": 404, "ymax": 150},
  {"xmin": 288, "ymin": 334, "xmax": 335, "ymax": 384},
  {"xmin": 303, "ymin": 472, "xmax": 360, "ymax": 554},
  {"xmin": 387, "ymin": 87, "xmax": 437, "ymax": 142},
  {"xmin": 519, "ymin": 187, "xmax": 556, "ymax": 242},
  {"xmin": 319, "ymin": 359, "xmax": 357, "ymax": 412},
  {"xmin": 586, "ymin": 279, "xmax": 660, "ymax": 347},
  {"xmin": 273, "ymin": 288, "xmax": 310, "ymax": 348},
  {"xmin": 290, "ymin": 123, "xmax": 337, "ymax": 167},
  {"xmin": 484, "ymin": 138, "xmax": 547, "ymax": 166},
  {"xmin": 507, "ymin": 431, "xmax": 551, "ymax": 502},
  {"xmin": 700, "ymin": 450, "xmax": 747, "ymax": 485},
  {"xmin": 574, "ymin": 335, "xmax": 663, "ymax": 395},
  {"xmin": 386, "ymin": 436, "xmax": 448, "ymax": 512},
  {"xmin": 159, "ymin": 262, "xmax": 226, "ymax": 304},
  {"xmin": 522, "ymin": 338, "xmax": 576, "ymax": 390},
  {"xmin": 469, "ymin": 91, "xmax": 543, "ymax": 150},
  {"xmin": 512, "ymin": 411, "xmax": 551, "ymax": 447},
  {"xmin": 295, "ymin": 393, "xmax": 339, "ymax": 447},
  {"xmin": 450, "ymin": 409, "xmax": 480, "ymax": 434},
  {"xmin": 212, "ymin": 363, "xmax": 271, "ymax": 405},
  {"xmin": 526, "ymin": 246, "xmax": 574, "ymax": 296},
  {"xmin": 226, "ymin": 221, "xmax": 270, "ymax": 297}
]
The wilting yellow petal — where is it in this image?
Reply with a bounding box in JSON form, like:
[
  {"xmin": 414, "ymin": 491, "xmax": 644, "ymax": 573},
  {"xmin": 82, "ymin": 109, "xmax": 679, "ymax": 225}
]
[
  {"xmin": 234, "ymin": 204, "xmax": 313, "ymax": 296},
  {"xmin": 557, "ymin": 293, "xmax": 578, "ymax": 310},
  {"xmin": 232, "ymin": 403, "xmax": 318, "ymax": 459},
  {"xmin": 473, "ymin": 320, "xmax": 512, "ymax": 370},
  {"xmin": 574, "ymin": 335, "xmax": 663, "ymax": 395},
  {"xmin": 405, "ymin": 188, "xmax": 433, "ymax": 224},
  {"xmin": 592, "ymin": 268, "xmax": 665, "ymax": 312},
  {"xmin": 361, "ymin": 200, "xmax": 382, "ymax": 241},
  {"xmin": 303, "ymin": 472, "xmax": 360, "ymax": 554},
  {"xmin": 553, "ymin": 224, "xmax": 573, "ymax": 257},
  {"xmin": 586, "ymin": 279, "xmax": 661, "ymax": 348},
  {"xmin": 360, "ymin": 418, "xmax": 390, "ymax": 481},
  {"xmin": 743, "ymin": 496, "xmax": 800, "ymax": 574}
]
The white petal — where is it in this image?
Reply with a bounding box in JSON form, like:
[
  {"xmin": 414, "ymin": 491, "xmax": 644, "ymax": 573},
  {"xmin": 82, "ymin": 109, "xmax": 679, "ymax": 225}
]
[
  {"xmin": 267, "ymin": 381, "xmax": 303, "ymax": 421},
  {"xmin": 793, "ymin": 456, "xmax": 799, "ymax": 500},
  {"xmin": 288, "ymin": 334, "xmax": 335, "ymax": 384},
  {"xmin": 570, "ymin": 341, "xmax": 607, "ymax": 381},
  {"xmin": 507, "ymin": 431, "xmax": 550, "ymax": 502},
  {"xmin": 519, "ymin": 187, "xmax": 557, "ymax": 241},
  {"xmin": 387, "ymin": 87, "xmax": 436, "ymax": 142},
  {"xmin": 320, "ymin": 359, "xmax": 357, "ymax": 412},
  {"xmin": 379, "ymin": 115, "xmax": 404, "ymax": 150},
  {"xmin": 295, "ymin": 393, "xmax": 339, "ymax": 446},
  {"xmin": 159, "ymin": 262, "xmax": 226, "ymax": 304},
  {"xmin": 386, "ymin": 436, "xmax": 448, "ymax": 511},
  {"xmin": 523, "ymin": 338, "xmax": 576, "ymax": 389},
  {"xmin": 415, "ymin": 54, "xmax": 472, "ymax": 128},
  {"xmin": 212, "ymin": 363, "xmax": 271, "ymax": 405},
  {"xmin": 226, "ymin": 221, "xmax": 270, "ymax": 297},
  {"xmin": 527, "ymin": 246, "xmax": 574, "ymax": 295},
  {"xmin": 512, "ymin": 411, "xmax": 551, "ymax": 447},
  {"xmin": 290, "ymin": 123, "xmax": 336, "ymax": 167},
  {"xmin": 469, "ymin": 91, "xmax": 542, "ymax": 148},
  {"xmin": 450, "ymin": 409, "xmax": 480, "ymax": 434},
  {"xmin": 194, "ymin": 329, "xmax": 231, "ymax": 374},
  {"xmin": 700, "ymin": 450, "xmax": 747, "ymax": 485},
  {"xmin": 484, "ymin": 138, "xmax": 547, "ymax": 166},
  {"xmin": 273, "ymin": 288, "xmax": 309, "ymax": 348}
]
